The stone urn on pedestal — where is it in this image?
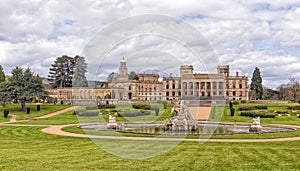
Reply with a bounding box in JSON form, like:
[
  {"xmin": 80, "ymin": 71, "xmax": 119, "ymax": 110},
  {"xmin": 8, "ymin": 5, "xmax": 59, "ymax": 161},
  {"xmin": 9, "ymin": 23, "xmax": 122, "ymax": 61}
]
[
  {"xmin": 107, "ymin": 115, "xmax": 118, "ymax": 129},
  {"xmin": 249, "ymin": 116, "xmax": 262, "ymax": 133}
]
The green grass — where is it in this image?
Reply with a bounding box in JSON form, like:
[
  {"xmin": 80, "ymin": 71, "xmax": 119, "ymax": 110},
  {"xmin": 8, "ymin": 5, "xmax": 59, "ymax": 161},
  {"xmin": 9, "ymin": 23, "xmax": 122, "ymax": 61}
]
[
  {"xmin": 15, "ymin": 110, "xmax": 79, "ymax": 125},
  {"xmin": 221, "ymin": 103, "xmax": 300, "ymax": 126},
  {"xmin": 0, "ymin": 103, "xmax": 71, "ymax": 121},
  {"xmin": 0, "ymin": 126, "xmax": 299, "ymax": 170}
]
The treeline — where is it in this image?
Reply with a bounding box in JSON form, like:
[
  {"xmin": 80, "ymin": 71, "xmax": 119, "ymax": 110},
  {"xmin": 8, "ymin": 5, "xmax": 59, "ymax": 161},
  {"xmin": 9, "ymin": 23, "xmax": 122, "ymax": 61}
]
[{"xmin": 263, "ymin": 78, "xmax": 300, "ymax": 102}]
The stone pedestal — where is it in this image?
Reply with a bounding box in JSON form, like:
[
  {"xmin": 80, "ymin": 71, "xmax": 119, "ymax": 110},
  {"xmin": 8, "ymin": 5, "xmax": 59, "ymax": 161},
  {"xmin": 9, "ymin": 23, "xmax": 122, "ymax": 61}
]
[{"xmin": 249, "ymin": 117, "xmax": 262, "ymax": 132}]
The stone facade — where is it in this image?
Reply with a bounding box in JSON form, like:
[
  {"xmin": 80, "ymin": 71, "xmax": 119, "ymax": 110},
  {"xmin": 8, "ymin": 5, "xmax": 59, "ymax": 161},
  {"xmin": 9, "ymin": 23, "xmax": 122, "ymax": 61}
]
[{"xmin": 47, "ymin": 58, "xmax": 248, "ymax": 102}]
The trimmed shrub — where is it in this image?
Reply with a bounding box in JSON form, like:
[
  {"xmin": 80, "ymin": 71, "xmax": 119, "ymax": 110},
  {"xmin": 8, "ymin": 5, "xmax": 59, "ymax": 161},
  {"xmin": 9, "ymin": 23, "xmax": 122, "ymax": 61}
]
[
  {"xmin": 287, "ymin": 106, "xmax": 300, "ymax": 110},
  {"xmin": 255, "ymin": 106, "xmax": 268, "ymax": 109},
  {"xmin": 238, "ymin": 106, "xmax": 252, "ymax": 111},
  {"xmin": 240, "ymin": 100, "xmax": 247, "ymax": 104},
  {"xmin": 229, "ymin": 101, "xmax": 233, "ymax": 108},
  {"xmin": 154, "ymin": 108, "xmax": 159, "ymax": 116},
  {"xmin": 98, "ymin": 104, "xmax": 115, "ymax": 109},
  {"xmin": 118, "ymin": 110, "xmax": 151, "ymax": 117},
  {"xmin": 275, "ymin": 110, "xmax": 288, "ymax": 114},
  {"xmin": 37, "ymin": 105, "xmax": 41, "ymax": 111},
  {"xmin": 163, "ymin": 101, "xmax": 167, "ymax": 109},
  {"xmin": 26, "ymin": 107, "xmax": 31, "ymax": 114},
  {"xmin": 60, "ymin": 100, "xmax": 64, "ymax": 105},
  {"xmin": 230, "ymin": 108, "xmax": 235, "ymax": 116},
  {"xmin": 3, "ymin": 109, "xmax": 9, "ymax": 118},
  {"xmin": 77, "ymin": 111, "xmax": 99, "ymax": 116},
  {"xmin": 232, "ymin": 101, "xmax": 239, "ymax": 105},
  {"xmin": 240, "ymin": 112, "xmax": 275, "ymax": 118},
  {"xmin": 86, "ymin": 106, "xmax": 98, "ymax": 110},
  {"xmin": 239, "ymin": 106, "xmax": 268, "ymax": 111}
]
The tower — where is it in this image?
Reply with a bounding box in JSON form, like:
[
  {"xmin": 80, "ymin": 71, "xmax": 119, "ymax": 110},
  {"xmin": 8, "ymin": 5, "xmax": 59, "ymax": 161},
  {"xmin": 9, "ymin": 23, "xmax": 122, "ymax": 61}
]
[
  {"xmin": 117, "ymin": 57, "xmax": 128, "ymax": 82},
  {"xmin": 217, "ymin": 65, "xmax": 230, "ymax": 77}
]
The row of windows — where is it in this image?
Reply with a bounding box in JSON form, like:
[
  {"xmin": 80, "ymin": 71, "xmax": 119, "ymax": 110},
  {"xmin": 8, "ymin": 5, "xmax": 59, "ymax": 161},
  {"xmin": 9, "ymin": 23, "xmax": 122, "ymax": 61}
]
[
  {"xmin": 226, "ymin": 83, "xmax": 244, "ymax": 89},
  {"xmin": 139, "ymin": 92, "xmax": 162, "ymax": 96}
]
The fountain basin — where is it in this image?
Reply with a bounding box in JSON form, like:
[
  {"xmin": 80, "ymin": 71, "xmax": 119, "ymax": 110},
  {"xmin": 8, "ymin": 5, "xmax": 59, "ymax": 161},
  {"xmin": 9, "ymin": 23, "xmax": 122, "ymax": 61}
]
[{"xmin": 79, "ymin": 122, "xmax": 296, "ymax": 136}]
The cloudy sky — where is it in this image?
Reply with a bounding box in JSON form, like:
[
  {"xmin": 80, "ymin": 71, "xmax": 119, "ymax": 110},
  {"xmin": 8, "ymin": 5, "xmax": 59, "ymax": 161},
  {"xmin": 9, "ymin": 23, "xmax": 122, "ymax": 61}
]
[{"xmin": 0, "ymin": 0, "xmax": 300, "ymax": 88}]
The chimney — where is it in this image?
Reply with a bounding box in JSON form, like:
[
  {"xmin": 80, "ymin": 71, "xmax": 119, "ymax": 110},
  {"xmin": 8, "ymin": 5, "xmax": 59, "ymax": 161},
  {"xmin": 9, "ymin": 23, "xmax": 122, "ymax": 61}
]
[
  {"xmin": 170, "ymin": 73, "xmax": 172, "ymax": 77},
  {"xmin": 236, "ymin": 71, "xmax": 239, "ymax": 77}
]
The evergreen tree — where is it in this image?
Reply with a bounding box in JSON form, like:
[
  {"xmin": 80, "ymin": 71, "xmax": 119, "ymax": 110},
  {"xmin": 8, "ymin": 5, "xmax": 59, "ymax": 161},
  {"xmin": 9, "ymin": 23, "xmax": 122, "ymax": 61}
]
[
  {"xmin": 0, "ymin": 65, "xmax": 5, "ymax": 83},
  {"xmin": 0, "ymin": 67, "xmax": 48, "ymax": 110},
  {"xmin": 250, "ymin": 67, "xmax": 263, "ymax": 100},
  {"xmin": 48, "ymin": 55, "xmax": 74, "ymax": 88},
  {"xmin": 128, "ymin": 71, "xmax": 139, "ymax": 80},
  {"xmin": 48, "ymin": 55, "xmax": 88, "ymax": 88},
  {"xmin": 73, "ymin": 55, "xmax": 88, "ymax": 87}
]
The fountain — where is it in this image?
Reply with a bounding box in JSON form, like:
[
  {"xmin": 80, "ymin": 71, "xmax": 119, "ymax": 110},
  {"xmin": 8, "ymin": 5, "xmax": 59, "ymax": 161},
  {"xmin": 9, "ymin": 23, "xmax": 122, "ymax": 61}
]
[
  {"xmin": 165, "ymin": 100, "xmax": 198, "ymax": 132},
  {"xmin": 249, "ymin": 117, "xmax": 262, "ymax": 133}
]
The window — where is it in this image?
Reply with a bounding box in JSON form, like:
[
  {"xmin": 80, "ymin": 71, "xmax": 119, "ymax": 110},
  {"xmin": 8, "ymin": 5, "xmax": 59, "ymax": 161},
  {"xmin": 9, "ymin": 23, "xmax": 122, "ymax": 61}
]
[
  {"xmin": 172, "ymin": 91, "xmax": 175, "ymax": 96},
  {"xmin": 219, "ymin": 82, "xmax": 224, "ymax": 89},
  {"xmin": 213, "ymin": 82, "xmax": 217, "ymax": 89},
  {"xmin": 201, "ymin": 82, "xmax": 205, "ymax": 89},
  {"xmin": 233, "ymin": 91, "xmax": 236, "ymax": 96},
  {"xmin": 239, "ymin": 83, "xmax": 242, "ymax": 89},
  {"xmin": 172, "ymin": 84, "xmax": 175, "ymax": 89},
  {"xmin": 213, "ymin": 91, "xmax": 217, "ymax": 96},
  {"xmin": 183, "ymin": 82, "xmax": 187, "ymax": 89},
  {"xmin": 232, "ymin": 83, "xmax": 236, "ymax": 89},
  {"xmin": 207, "ymin": 92, "xmax": 211, "ymax": 97},
  {"xmin": 166, "ymin": 92, "xmax": 169, "ymax": 96},
  {"xmin": 206, "ymin": 82, "xmax": 211, "ymax": 89},
  {"xmin": 226, "ymin": 91, "xmax": 229, "ymax": 96},
  {"xmin": 166, "ymin": 85, "xmax": 169, "ymax": 89},
  {"xmin": 240, "ymin": 91, "xmax": 243, "ymax": 97},
  {"xmin": 202, "ymin": 92, "xmax": 205, "ymax": 96},
  {"xmin": 189, "ymin": 82, "xmax": 193, "ymax": 89}
]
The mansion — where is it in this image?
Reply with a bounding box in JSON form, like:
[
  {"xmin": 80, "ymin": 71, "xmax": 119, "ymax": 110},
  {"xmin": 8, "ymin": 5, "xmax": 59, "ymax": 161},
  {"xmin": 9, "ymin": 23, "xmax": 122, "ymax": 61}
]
[{"xmin": 47, "ymin": 58, "xmax": 248, "ymax": 103}]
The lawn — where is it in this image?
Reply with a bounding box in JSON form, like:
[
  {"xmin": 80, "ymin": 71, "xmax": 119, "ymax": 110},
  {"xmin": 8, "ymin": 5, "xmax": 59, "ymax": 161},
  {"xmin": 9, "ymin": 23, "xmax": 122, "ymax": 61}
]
[
  {"xmin": 0, "ymin": 102, "xmax": 300, "ymax": 170},
  {"xmin": 0, "ymin": 103, "xmax": 71, "ymax": 122},
  {"xmin": 0, "ymin": 126, "xmax": 299, "ymax": 170},
  {"xmin": 221, "ymin": 102, "xmax": 300, "ymax": 126}
]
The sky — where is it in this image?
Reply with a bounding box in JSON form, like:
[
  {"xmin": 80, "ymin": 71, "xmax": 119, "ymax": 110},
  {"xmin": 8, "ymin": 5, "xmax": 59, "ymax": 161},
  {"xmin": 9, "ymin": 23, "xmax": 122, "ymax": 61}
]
[{"xmin": 0, "ymin": 0, "xmax": 300, "ymax": 89}]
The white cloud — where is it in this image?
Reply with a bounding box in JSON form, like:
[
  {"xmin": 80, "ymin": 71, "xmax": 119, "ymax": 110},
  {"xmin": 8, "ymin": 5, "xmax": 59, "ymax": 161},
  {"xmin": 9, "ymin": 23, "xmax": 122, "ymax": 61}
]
[{"xmin": 0, "ymin": 0, "xmax": 299, "ymax": 89}]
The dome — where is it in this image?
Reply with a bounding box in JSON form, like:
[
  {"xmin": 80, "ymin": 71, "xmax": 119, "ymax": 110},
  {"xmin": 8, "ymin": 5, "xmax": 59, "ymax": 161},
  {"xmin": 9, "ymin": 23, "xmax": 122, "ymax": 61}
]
[{"xmin": 120, "ymin": 57, "xmax": 126, "ymax": 63}]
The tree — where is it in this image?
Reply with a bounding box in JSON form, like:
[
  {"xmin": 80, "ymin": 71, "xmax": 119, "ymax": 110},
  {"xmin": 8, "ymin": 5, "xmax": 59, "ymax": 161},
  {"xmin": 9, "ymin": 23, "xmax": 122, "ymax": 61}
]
[
  {"xmin": 128, "ymin": 71, "xmax": 139, "ymax": 80},
  {"xmin": 48, "ymin": 55, "xmax": 74, "ymax": 88},
  {"xmin": 250, "ymin": 67, "xmax": 263, "ymax": 100},
  {"xmin": 0, "ymin": 65, "xmax": 5, "ymax": 83},
  {"xmin": 73, "ymin": 55, "xmax": 88, "ymax": 87},
  {"xmin": 48, "ymin": 55, "xmax": 88, "ymax": 88},
  {"xmin": 107, "ymin": 72, "xmax": 115, "ymax": 82},
  {"xmin": 0, "ymin": 67, "xmax": 48, "ymax": 111}
]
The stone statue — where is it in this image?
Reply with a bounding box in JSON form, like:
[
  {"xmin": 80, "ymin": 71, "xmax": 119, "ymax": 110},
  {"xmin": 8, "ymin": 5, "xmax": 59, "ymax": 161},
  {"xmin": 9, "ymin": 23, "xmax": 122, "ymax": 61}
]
[
  {"xmin": 165, "ymin": 100, "xmax": 198, "ymax": 132},
  {"xmin": 249, "ymin": 116, "xmax": 262, "ymax": 132},
  {"xmin": 107, "ymin": 115, "xmax": 118, "ymax": 129}
]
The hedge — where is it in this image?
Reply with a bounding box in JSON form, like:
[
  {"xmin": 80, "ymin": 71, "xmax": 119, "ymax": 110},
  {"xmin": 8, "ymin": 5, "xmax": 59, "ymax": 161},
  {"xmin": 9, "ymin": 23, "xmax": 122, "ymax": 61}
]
[
  {"xmin": 118, "ymin": 110, "xmax": 151, "ymax": 117},
  {"xmin": 240, "ymin": 112, "xmax": 275, "ymax": 118},
  {"xmin": 76, "ymin": 111, "xmax": 99, "ymax": 116},
  {"xmin": 86, "ymin": 106, "xmax": 98, "ymax": 110},
  {"xmin": 239, "ymin": 106, "xmax": 268, "ymax": 111},
  {"xmin": 98, "ymin": 104, "xmax": 115, "ymax": 109},
  {"xmin": 287, "ymin": 106, "xmax": 300, "ymax": 110}
]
